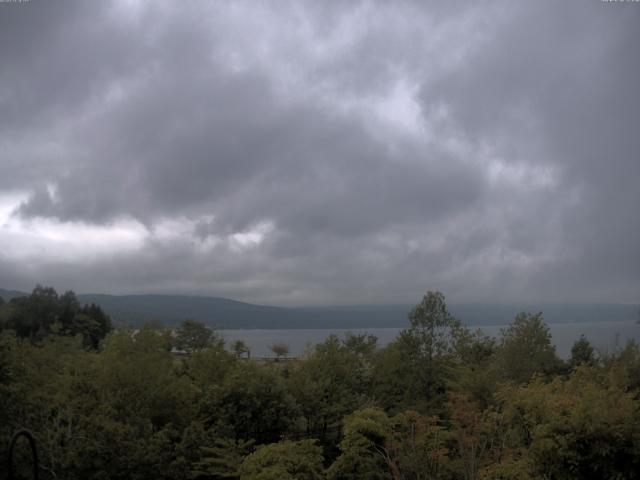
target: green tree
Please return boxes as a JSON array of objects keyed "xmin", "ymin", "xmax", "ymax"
[
  {"xmin": 448, "ymin": 393, "xmax": 497, "ymax": 480},
  {"xmin": 327, "ymin": 408, "xmax": 392, "ymax": 480},
  {"xmin": 603, "ymin": 339, "xmax": 640, "ymax": 391},
  {"xmin": 288, "ymin": 335, "xmax": 371, "ymax": 442},
  {"xmin": 97, "ymin": 328, "xmax": 198, "ymax": 430},
  {"xmin": 373, "ymin": 291, "xmax": 461, "ymax": 413},
  {"xmin": 569, "ymin": 335, "xmax": 596, "ymax": 368},
  {"xmin": 496, "ymin": 312, "xmax": 560, "ymax": 384},
  {"xmin": 0, "ymin": 287, "xmax": 111, "ymax": 349},
  {"xmin": 183, "ymin": 341, "xmax": 236, "ymax": 389},
  {"xmin": 5, "ymin": 285, "xmax": 60, "ymax": 341},
  {"xmin": 454, "ymin": 328, "xmax": 498, "ymax": 408},
  {"xmin": 407, "ymin": 291, "xmax": 461, "ymax": 361},
  {"xmin": 239, "ymin": 439, "xmax": 324, "ymax": 480},
  {"xmin": 233, "ymin": 339, "xmax": 251, "ymax": 359},
  {"xmin": 57, "ymin": 289, "xmax": 81, "ymax": 332},
  {"xmin": 175, "ymin": 319, "xmax": 217, "ymax": 352},
  {"xmin": 342, "ymin": 332, "xmax": 377, "ymax": 357},
  {"xmin": 0, "ymin": 333, "xmax": 101, "ymax": 478},
  {"xmin": 387, "ymin": 410, "xmax": 452, "ymax": 480},
  {"xmin": 194, "ymin": 437, "xmax": 254, "ymax": 479},
  {"xmin": 270, "ymin": 342, "xmax": 290, "ymax": 360},
  {"xmin": 0, "ymin": 330, "xmax": 12, "ymax": 384},
  {"xmin": 497, "ymin": 367, "xmax": 640, "ymax": 479},
  {"xmin": 203, "ymin": 361, "xmax": 299, "ymax": 444},
  {"xmin": 78, "ymin": 302, "xmax": 112, "ymax": 348},
  {"xmin": 329, "ymin": 408, "xmax": 452, "ymax": 480},
  {"xmin": 0, "ymin": 330, "xmax": 17, "ymax": 430}
]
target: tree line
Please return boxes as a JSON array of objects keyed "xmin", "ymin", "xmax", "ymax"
[{"xmin": 1, "ymin": 288, "xmax": 640, "ymax": 479}]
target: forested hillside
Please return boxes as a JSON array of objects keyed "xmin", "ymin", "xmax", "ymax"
[
  {"xmin": 2, "ymin": 288, "xmax": 640, "ymax": 479},
  {"xmin": 1, "ymin": 288, "xmax": 637, "ymax": 329}
]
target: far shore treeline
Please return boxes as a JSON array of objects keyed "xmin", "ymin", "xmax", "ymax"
[
  {"xmin": 1, "ymin": 286, "xmax": 640, "ymax": 479},
  {"xmin": 1, "ymin": 287, "xmax": 637, "ymax": 330}
]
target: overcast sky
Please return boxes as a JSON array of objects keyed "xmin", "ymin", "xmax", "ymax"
[{"xmin": 0, "ymin": 0, "xmax": 638, "ymax": 306}]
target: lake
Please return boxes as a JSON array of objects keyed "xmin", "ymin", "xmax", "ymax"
[{"xmin": 220, "ymin": 320, "xmax": 640, "ymax": 359}]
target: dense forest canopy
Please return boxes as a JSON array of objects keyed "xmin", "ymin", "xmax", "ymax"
[
  {"xmin": 0, "ymin": 285, "xmax": 112, "ymax": 349},
  {"xmin": 1, "ymin": 287, "xmax": 640, "ymax": 479}
]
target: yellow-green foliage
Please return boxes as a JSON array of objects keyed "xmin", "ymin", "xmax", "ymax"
[
  {"xmin": 1, "ymin": 290, "xmax": 640, "ymax": 480},
  {"xmin": 239, "ymin": 440, "xmax": 324, "ymax": 480}
]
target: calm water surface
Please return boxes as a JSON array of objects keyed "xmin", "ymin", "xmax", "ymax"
[{"xmin": 220, "ymin": 320, "xmax": 640, "ymax": 358}]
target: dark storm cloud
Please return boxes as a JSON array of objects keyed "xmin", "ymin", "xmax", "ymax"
[
  {"xmin": 0, "ymin": 0, "xmax": 638, "ymax": 305},
  {"xmin": 419, "ymin": 0, "xmax": 640, "ymax": 301}
]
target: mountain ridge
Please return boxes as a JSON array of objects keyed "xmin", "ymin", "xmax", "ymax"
[{"xmin": 1, "ymin": 288, "xmax": 637, "ymax": 329}]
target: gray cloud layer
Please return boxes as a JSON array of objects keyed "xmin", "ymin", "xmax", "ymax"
[{"xmin": 0, "ymin": 0, "xmax": 638, "ymax": 305}]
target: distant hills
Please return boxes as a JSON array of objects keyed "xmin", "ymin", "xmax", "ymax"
[
  {"xmin": 1, "ymin": 288, "xmax": 637, "ymax": 329},
  {"xmin": 0, "ymin": 289, "xmax": 27, "ymax": 302}
]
